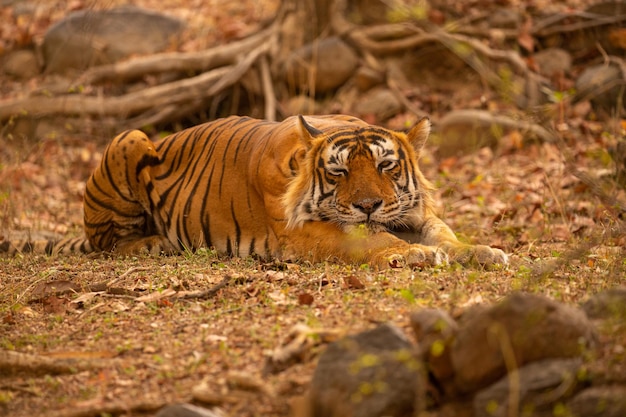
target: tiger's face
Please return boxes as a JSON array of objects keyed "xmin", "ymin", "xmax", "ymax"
[{"xmin": 284, "ymin": 116, "xmax": 434, "ymax": 234}]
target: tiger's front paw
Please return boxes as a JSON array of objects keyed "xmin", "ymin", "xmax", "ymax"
[
  {"xmin": 373, "ymin": 244, "xmax": 448, "ymax": 269},
  {"xmin": 447, "ymin": 244, "xmax": 509, "ymax": 267}
]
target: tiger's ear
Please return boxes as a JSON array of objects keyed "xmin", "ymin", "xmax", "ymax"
[
  {"xmin": 406, "ymin": 117, "xmax": 431, "ymax": 152},
  {"xmin": 297, "ymin": 115, "xmax": 323, "ymax": 147}
]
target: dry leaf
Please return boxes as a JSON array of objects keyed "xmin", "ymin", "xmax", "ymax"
[
  {"xmin": 297, "ymin": 292, "xmax": 314, "ymax": 305},
  {"xmin": 343, "ymin": 275, "xmax": 365, "ymax": 290}
]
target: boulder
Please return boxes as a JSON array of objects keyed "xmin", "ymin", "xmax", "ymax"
[
  {"xmin": 451, "ymin": 292, "xmax": 596, "ymax": 393},
  {"xmin": 353, "ymin": 87, "xmax": 402, "ymax": 120},
  {"xmin": 308, "ymin": 323, "xmax": 425, "ymax": 417},
  {"xmin": 2, "ymin": 49, "xmax": 40, "ymax": 79},
  {"xmin": 42, "ymin": 6, "xmax": 184, "ymax": 74},
  {"xmin": 473, "ymin": 358, "xmax": 583, "ymax": 417},
  {"xmin": 283, "ymin": 37, "xmax": 358, "ymax": 94},
  {"xmin": 409, "ymin": 308, "xmax": 458, "ymax": 385},
  {"xmin": 534, "ymin": 48, "xmax": 572, "ymax": 77},
  {"xmin": 581, "ymin": 287, "xmax": 626, "ymax": 320},
  {"xmin": 435, "ymin": 109, "xmax": 554, "ymax": 157},
  {"xmin": 567, "ymin": 386, "xmax": 626, "ymax": 417},
  {"xmin": 575, "ymin": 64, "xmax": 624, "ymax": 117}
]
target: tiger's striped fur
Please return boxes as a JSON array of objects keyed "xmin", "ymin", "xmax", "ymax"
[{"xmin": 2, "ymin": 115, "xmax": 508, "ymax": 268}]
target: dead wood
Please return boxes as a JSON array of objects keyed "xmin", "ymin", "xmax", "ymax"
[
  {"xmin": 0, "ymin": 350, "xmax": 108, "ymax": 377},
  {"xmin": 48, "ymin": 400, "xmax": 166, "ymax": 417},
  {"xmin": 178, "ymin": 275, "xmax": 232, "ymax": 300},
  {"xmin": 75, "ymin": 25, "xmax": 276, "ymax": 85},
  {"xmin": 0, "ymin": 0, "xmax": 619, "ymax": 130},
  {"xmin": 0, "ymin": 41, "xmax": 269, "ymax": 127}
]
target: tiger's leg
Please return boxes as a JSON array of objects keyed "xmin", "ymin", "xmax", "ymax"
[
  {"xmin": 417, "ymin": 214, "xmax": 508, "ymax": 267},
  {"xmin": 84, "ymin": 130, "xmax": 177, "ymax": 255}
]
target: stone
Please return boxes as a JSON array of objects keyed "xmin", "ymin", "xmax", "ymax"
[
  {"xmin": 308, "ymin": 323, "xmax": 425, "ymax": 417},
  {"xmin": 2, "ymin": 49, "xmax": 40, "ymax": 79},
  {"xmin": 575, "ymin": 64, "xmax": 624, "ymax": 116},
  {"xmin": 567, "ymin": 386, "xmax": 626, "ymax": 417},
  {"xmin": 435, "ymin": 110, "xmax": 554, "ymax": 157},
  {"xmin": 354, "ymin": 66, "xmax": 385, "ymax": 92},
  {"xmin": 284, "ymin": 95, "xmax": 320, "ymax": 116},
  {"xmin": 581, "ymin": 287, "xmax": 626, "ymax": 320},
  {"xmin": 451, "ymin": 292, "xmax": 596, "ymax": 393},
  {"xmin": 353, "ymin": 87, "xmax": 402, "ymax": 120},
  {"xmin": 42, "ymin": 6, "xmax": 184, "ymax": 74},
  {"xmin": 410, "ymin": 308, "xmax": 458, "ymax": 384},
  {"xmin": 435, "ymin": 110, "xmax": 512, "ymax": 157},
  {"xmin": 488, "ymin": 8, "xmax": 521, "ymax": 29},
  {"xmin": 473, "ymin": 358, "xmax": 583, "ymax": 417},
  {"xmin": 534, "ymin": 48, "xmax": 572, "ymax": 77},
  {"xmin": 283, "ymin": 37, "xmax": 358, "ymax": 94}
]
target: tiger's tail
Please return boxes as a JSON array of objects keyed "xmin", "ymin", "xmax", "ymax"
[{"xmin": 0, "ymin": 237, "xmax": 94, "ymax": 256}]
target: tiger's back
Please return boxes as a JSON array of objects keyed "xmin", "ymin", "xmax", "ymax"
[{"xmin": 83, "ymin": 114, "xmax": 368, "ymax": 258}]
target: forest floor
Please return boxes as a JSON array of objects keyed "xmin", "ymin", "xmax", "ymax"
[{"xmin": 1, "ymin": 1, "xmax": 625, "ymax": 416}]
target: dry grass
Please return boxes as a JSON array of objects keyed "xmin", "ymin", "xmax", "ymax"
[{"xmin": 1, "ymin": 127, "xmax": 625, "ymax": 416}]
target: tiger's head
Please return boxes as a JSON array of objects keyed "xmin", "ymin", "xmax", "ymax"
[{"xmin": 283, "ymin": 115, "xmax": 435, "ymax": 234}]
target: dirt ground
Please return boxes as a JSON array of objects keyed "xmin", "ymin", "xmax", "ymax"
[{"xmin": 1, "ymin": 1, "xmax": 626, "ymax": 416}]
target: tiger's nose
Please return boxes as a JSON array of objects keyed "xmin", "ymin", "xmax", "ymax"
[{"xmin": 353, "ymin": 198, "xmax": 383, "ymax": 214}]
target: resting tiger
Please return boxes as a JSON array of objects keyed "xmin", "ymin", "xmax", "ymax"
[{"xmin": 1, "ymin": 115, "xmax": 508, "ymax": 268}]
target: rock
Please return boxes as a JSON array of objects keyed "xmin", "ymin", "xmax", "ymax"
[
  {"xmin": 353, "ymin": 87, "xmax": 402, "ymax": 120},
  {"xmin": 410, "ymin": 308, "xmax": 458, "ymax": 384},
  {"xmin": 450, "ymin": 292, "xmax": 596, "ymax": 393},
  {"xmin": 2, "ymin": 49, "xmax": 40, "ymax": 79},
  {"xmin": 435, "ymin": 110, "xmax": 554, "ymax": 157},
  {"xmin": 534, "ymin": 48, "xmax": 572, "ymax": 77},
  {"xmin": 283, "ymin": 37, "xmax": 358, "ymax": 94},
  {"xmin": 42, "ymin": 6, "xmax": 184, "ymax": 74},
  {"xmin": 567, "ymin": 386, "xmax": 626, "ymax": 417},
  {"xmin": 354, "ymin": 66, "xmax": 385, "ymax": 92},
  {"xmin": 308, "ymin": 323, "xmax": 425, "ymax": 417},
  {"xmin": 284, "ymin": 95, "xmax": 320, "ymax": 116},
  {"xmin": 473, "ymin": 358, "xmax": 583, "ymax": 417},
  {"xmin": 581, "ymin": 287, "xmax": 626, "ymax": 320},
  {"xmin": 435, "ymin": 110, "xmax": 509, "ymax": 156},
  {"xmin": 155, "ymin": 403, "xmax": 225, "ymax": 417},
  {"xmin": 575, "ymin": 64, "xmax": 624, "ymax": 116},
  {"xmin": 488, "ymin": 8, "xmax": 521, "ymax": 29}
]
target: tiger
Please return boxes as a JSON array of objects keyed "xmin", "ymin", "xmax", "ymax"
[{"xmin": 1, "ymin": 115, "xmax": 508, "ymax": 269}]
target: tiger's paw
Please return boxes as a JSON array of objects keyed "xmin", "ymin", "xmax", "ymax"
[
  {"xmin": 113, "ymin": 236, "xmax": 178, "ymax": 256},
  {"xmin": 446, "ymin": 244, "xmax": 509, "ymax": 267},
  {"xmin": 374, "ymin": 244, "xmax": 448, "ymax": 269}
]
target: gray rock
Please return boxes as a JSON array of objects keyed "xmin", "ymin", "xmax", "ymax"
[
  {"xmin": 284, "ymin": 95, "xmax": 320, "ymax": 116},
  {"xmin": 581, "ymin": 287, "xmax": 626, "ymax": 320},
  {"xmin": 473, "ymin": 358, "xmax": 583, "ymax": 417},
  {"xmin": 353, "ymin": 87, "xmax": 402, "ymax": 120},
  {"xmin": 283, "ymin": 37, "xmax": 358, "ymax": 94},
  {"xmin": 308, "ymin": 323, "xmax": 425, "ymax": 417},
  {"xmin": 451, "ymin": 292, "xmax": 596, "ymax": 393},
  {"xmin": 42, "ymin": 6, "xmax": 184, "ymax": 74},
  {"xmin": 575, "ymin": 64, "xmax": 625, "ymax": 116},
  {"xmin": 534, "ymin": 48, "xmax": 572, "ymax": 77},
  {"xmin": 488, "ymin": 8, "xmax": 521, "ymax": 29},
  {"xmin": 2, "ymin": 49, "xmax": 40, "ymax": 79},
  {"xmin": 567, "ymin": 386, "xmax": 626, "ymax": 417},
  {"xmin": 435, "ymin": 110, "xmax": 555, "ymax": 157},
  {"xmin": 354, "ymin": 66, "xmax": 385, "ymax": 92},
  {"xmin": 410, "ymin": 308, "xmax": 458, "ymax": 385}
]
